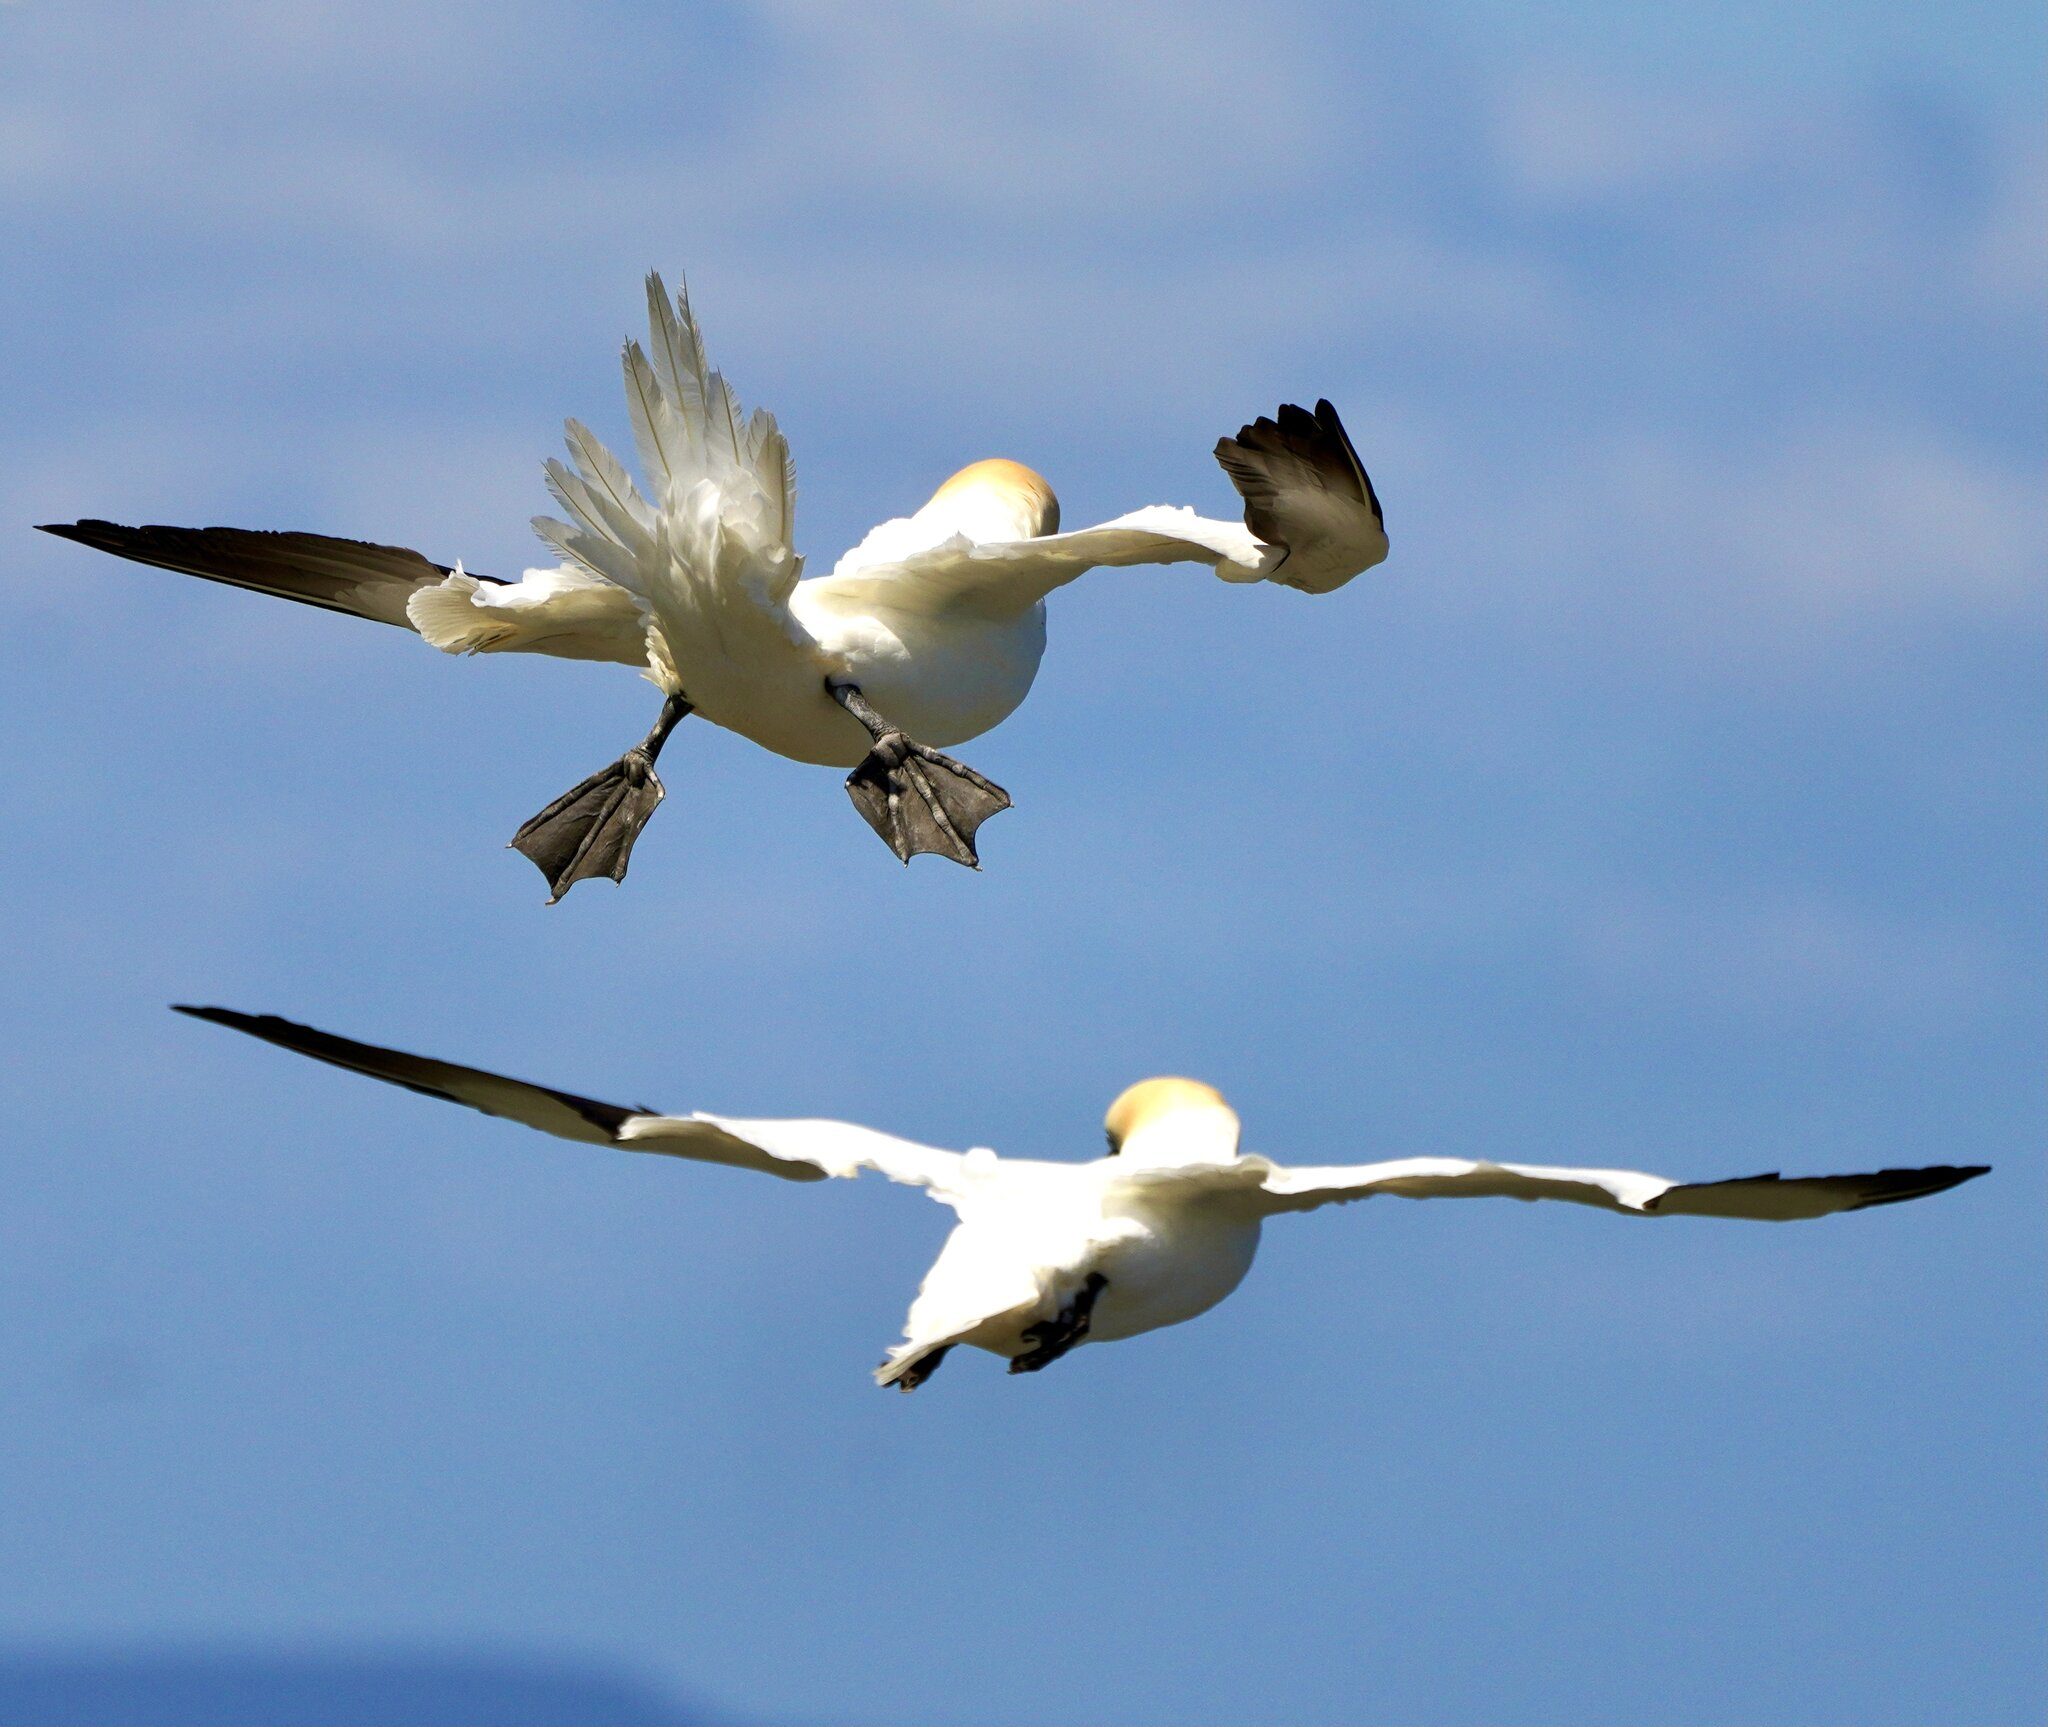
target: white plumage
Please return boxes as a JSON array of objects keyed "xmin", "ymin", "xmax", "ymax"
[
  {"xmin": 44, "ymin": 273, "xmax": 1389, "ymax": 892},
  {"xmin": 176, "ymin": 1009, "xmax": 1990, "ymax": 1393}
]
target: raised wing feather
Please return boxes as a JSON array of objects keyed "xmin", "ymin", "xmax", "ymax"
[
  {"xmin": 1214, "ymin": 399, "xmax": 1387, "ymax": 593},
  {"xmin": 175, "ymin": 1006, "xmax": 965, "ymax": 1190},
  {"xmin": 1235, "ymin": 1153, "xmax": 1988, "ymax": 1220}
]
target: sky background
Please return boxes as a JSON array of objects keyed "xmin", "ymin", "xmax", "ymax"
[{"xmin": 1, "ymin": 3, "xmax": 2042, "ymax": 1724}]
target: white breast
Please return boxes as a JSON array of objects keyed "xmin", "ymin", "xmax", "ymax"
[
  {"xmin": 787, "ymin": 583, "xmax": 1046, "ymax": 750},
  {"xmin": 1086, "ymin": 1200, "xmax": 1263, "ymax": 1343}
]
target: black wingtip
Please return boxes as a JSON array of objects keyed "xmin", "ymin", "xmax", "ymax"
[
  {"xmin": 1215, "ymin": 396, "xmax": 1385, "ymax": 535},
  {"xmin": 173, "ymin": 1004, "xmax": 314, "ymax": 1044},
  {"xmin": 173, "ymin": 1003, "xmax": 269, "ymax": 1034},
  {"xmin": 38, "ymin": 519, "xmax": 149, "ymax": 555},
  {"xmin": 1851, "ymin": 1163, "xmax": 1992, "ymax": 1208},
  {"xmin": 1311, "ymin": 398, "xmax": 1383, "ymax": 528}
]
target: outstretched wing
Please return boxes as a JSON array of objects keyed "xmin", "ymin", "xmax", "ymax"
[
  {"xmin": 38, "ymin": 520, "xmax": 650, "ymax": 665},
  {"xmin": 37, "ymin": 521, "xmax": 482, "ymax": 628},
  {"xmin": 809, "ymin": 504, "xmax": 1273, "ymax": 620},
  {"xmin": 807, "ymin": 399, "xmax": 1388, "ymax": 620},
  {"xmin": 174, "ymin": 1006, "xmax": 966, "ymax": 1191},
  {"xmin": 1236, "ymin": 1154, "xmax": 1988, "ymax": 1220}
]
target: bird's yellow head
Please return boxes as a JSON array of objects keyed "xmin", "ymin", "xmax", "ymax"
[
  {"xmin": 1103, "ymin": 1077, "xmax": 1241, "ymax": 1163},
  {"xmin": 923, "ymin": 458, "xmax": 1061, "ymax": 541}
]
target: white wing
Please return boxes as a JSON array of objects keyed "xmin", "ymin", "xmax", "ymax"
[
  {"xmin": 529, "ymin": 272, "xmax": 800, "ymax": 613},
  {"xmin": 810, "ymin": 399, "xmax": 1388, "ymax": 620},
  {"xmin": 1236, "ymin": 1153, "xmax": 1989, "ymax": 1220},
  {"xmin": 175, "ymin": 1006, "xmax": 965, "ymax": 1192},
  {"xmin": 809, "ymin": 505, "xmax": 1271, "ymax": 620},
  {"xmin": 403, "ymin": 563, "xmax": 648, "ymax": 662}
]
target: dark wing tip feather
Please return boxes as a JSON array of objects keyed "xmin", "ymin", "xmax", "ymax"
[
  {"xmin": 174, "ymin": 1005, "xmax": 457, "ymax": 1108},
  {"xmin": 1213, "ymin": 397, "xmax": 1385, "ymax": 545},
  {"xmin": 1845, "ymin": 1164, "xmax": 1991, "ymax": 1208},
  {"xmin": 38, "ymin": 518, "xmax": 135, "ymax": 548},
  {"xmin": 37, "ymin": 521, "xmax": 498, "ymax": 614},
  {"xmin": 1646, "ymin": 1162, "xmax": 1991, "ymax": 1214},
  {"xmin": 172, "ymin": 1004, "xmax": 638, "ymax": 1139},
  {"xmin": 1313, "ymin": 398, "xmax": 1383, "ymax": 527}
]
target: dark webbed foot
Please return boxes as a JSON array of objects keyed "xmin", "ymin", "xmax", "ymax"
[
  {"xmin": 890, "ymin": 1345, "xmax": 952, "ymax": 1392},
  {"xmin": 831, "ymin": 682, "xmax": 1011, "ymax": 868},
  {"xmin": 510, "ymin": 693, "xmax": 691, "ymax": 902},
  {"xmin": 510, "ymin": 751, "xmax": 665, "ymax": 902},
  {"xmin": 1008, "ymin": 1273, "xmax": 1108, "ymax": 1376}
]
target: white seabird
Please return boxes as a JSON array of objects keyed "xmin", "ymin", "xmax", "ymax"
[
  {"xmin": 175, "ymin": 1006, "xmax": 1989, "ymax": 1391},
  {"xmin": 43, "ymin": 274, "xmax": 1389, "ymax": 897}
]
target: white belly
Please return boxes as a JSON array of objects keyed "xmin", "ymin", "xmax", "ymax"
[
  {"xmin": 651, "ymin": 584, "xmax": 1046, "ymax": 768},
  {"xmin": 1087, "ymin": 1206, "xmax": 1263, "ymax": 1343},
  {"xmin": 791, "ymin": 587, "xmax": 1046, "ymax": 759}
]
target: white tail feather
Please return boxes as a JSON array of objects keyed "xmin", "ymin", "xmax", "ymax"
[
  {"xmin": 534, "ymin": 273, "xmax": 799, "ymax": 610},
  {"xmin": 531, "ymin": 513, "xmax": 640, "ymax": 592},
  {"xmin": 645, "ymin": 273, "xmax": 713, "ymax": 454},
  {"xmin": 563, "ymin": 419, "xmax": 654, "ymax": 533},
  {"xmin": 543, "ymin": 461, "xmax": 629, "ymax": 549},
  {"xmin": 621, "ymin": 340, "xmax": 690, "ymax": 504}
]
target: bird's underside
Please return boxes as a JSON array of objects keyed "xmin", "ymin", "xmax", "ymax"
[
  {"xmin": 879, "ymin": 1271, "xmax": 1109, "ymax": 1392},
  {"xmin": 38, "ymin": 275, "xmax": 1390, "ymax": 893}
]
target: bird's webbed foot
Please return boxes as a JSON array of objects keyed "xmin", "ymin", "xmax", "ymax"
[
  {"xmin": 1008, "ymin": 1273, "xmax": 1108, "ymax": 1376},
  {"xmin": 830, "ymin": 682, "xmax": 1011, "ymax": 868},
  {"xmin": 889, "ymin": 1345, "xmax": 953, "ymax": 1393},
  {"xmin": 509, "ymin": 694, "xmax": 691, "ymax": 902}
]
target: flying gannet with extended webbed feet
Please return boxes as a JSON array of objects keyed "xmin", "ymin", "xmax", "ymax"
[
  {"xmin": 175, "ymin": 1006, "xmax": 1988, "ymax": 1390},
  {"xmin": 42, "ymin": 274, "xmax": 1389, "ymax": 897}
]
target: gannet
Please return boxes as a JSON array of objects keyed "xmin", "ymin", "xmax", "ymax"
[
  {"xmin": 42, "ymin": 274, "xmax": 1389, "ymax": 897},
  {"xmin": 175, "ymin": 1006, "xmax": 1989, "ymax": 1390}
]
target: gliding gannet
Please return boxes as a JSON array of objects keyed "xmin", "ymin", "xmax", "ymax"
[
  {"xmin": 175, "ymin": 1006, "xmax": 1989, "ymax": 1390},
  {"xmin": 42, "ymin": 275, "xmax": 1389, "ymax": 897}
]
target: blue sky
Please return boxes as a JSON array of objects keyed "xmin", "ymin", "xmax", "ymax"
[{"xmin": 1, "ymin": 3, "xmax": 2041, "ymax": 1724}]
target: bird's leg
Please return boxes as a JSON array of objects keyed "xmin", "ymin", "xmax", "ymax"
[
  {"xmin": 1008, "ymin": 1273, "xmax": 1108, "ymax": 1376},
  {"xmin": 510, "ymin": 692, "xmax": 693, "ymax": 902},
  {"xmin": 828, "ymin": 681, "xmax": 1011, "ymax": 868},
  {"xmin": 890, "ymin": 1345, "xmax": 953, "ymax": 1393}
]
